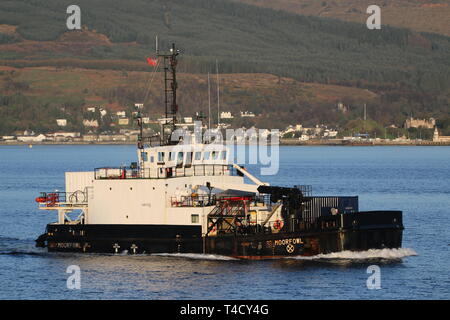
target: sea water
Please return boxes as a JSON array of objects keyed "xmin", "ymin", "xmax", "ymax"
[{"xmin": 0, "ymin": 145, "xmax": 448, "ymax": 299}]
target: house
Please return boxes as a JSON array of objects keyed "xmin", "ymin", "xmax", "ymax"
[
  {"xmin": 404, "ymin": 117, "xmax": 435, "ymax": 129},
  {"xmin": 56, "ymin": 119, "xmax": 67, "ymax": 127},
  {"xmin": 240, "ymin": 111, "xmax": 255, "ymax": 117},
  {"xmin": 323, "ymin": 129, "xmax": 338, "ymax": 138},
  {"xmin": 49, "ymin": 132, "xmax": 81, "ymax": 141},
  {"xmin": 220, "ymin": 112, "xmax": 234, "ymax": 119},
  {"xmin": 299, "ymin": 134, "xmax": 310, "ymax": 141},
  {"xmin": 17, "ymin": 134, "xmax": 47, "ymax": 142},
  {"xmin": 118, "ymin": 118, "xmax": 129, "ymax": 126},
  {"xmin": 142, "ymin": 117, "xmax": 151, "ymax": 124},
  {"xmin": 83, "ymin": 119, "xmax": 99, "ymax": 127},
  {"xmin": 337, "ymin": 102, "xmax": 348, "ymax": 114},
  {"xmin": 433, "ymin": 127, "xmax": 450, "ymax": 142},
  {"xmin": 83, "ymin": 134, "xmax": 98, "ymax": 142}
]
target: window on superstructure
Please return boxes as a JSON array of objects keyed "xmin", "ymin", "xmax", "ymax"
[
  {"xmin": 221, "ymin": 151, "xmax": 227, "ymax": 160},
  {"xmin": 191, "ymin": 214, "xmax": 199, "ymax": 223},
  {"xmin": 158, "ymin": 152, "xmax": 165, "ymax": 163},
  {"xmin": 195, "ymin": 152, "xmax": 202, "ymax": 161},
  {"xmin": 141, "ymin": 152, "xmax": 148, "ymax": 162},
  {"xmin": 170, "ymin": 152, "xmax": 175, "ymax": 161},
  {"xmin": 204, "ymin": 152, "xmax": 210, "ymax": 160},
  {"xmin": 150, "ymin": 156, "xmax": 154, "ymax": 163},
  {"xmin": 177, "ymin": 152, "xmax": 184, "ymax": 166},
  {"xmin": 212, "ymin": 151, "xmax": 219, "ymax": 160},
  {"xmin": 185, "ymin": 152, "xmax": 193, "ymax": 167}
]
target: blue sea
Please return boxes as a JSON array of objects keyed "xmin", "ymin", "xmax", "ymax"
[{"xmin": 0, "ymin": 145, "xmax": 449, "ymax": 299}]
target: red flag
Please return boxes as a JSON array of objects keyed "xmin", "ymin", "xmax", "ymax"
[{"xmin": 146, "ymin": 57, "xmax": 158, "ymax": 67}]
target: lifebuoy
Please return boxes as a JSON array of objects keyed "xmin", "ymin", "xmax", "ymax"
[{"xmin": 273, "ymin": 219, "xmax": 284, "ymax": 230}]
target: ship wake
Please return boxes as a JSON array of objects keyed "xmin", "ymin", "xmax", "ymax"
[
  {"xmin": 151, "ymin": 253, "xmax": 238, "ymax": 261},
  {"xmin": 288, "ymin": 248, "xmax": 417, "ymax": 261}
]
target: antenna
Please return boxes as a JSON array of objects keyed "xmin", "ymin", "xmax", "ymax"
[
  {"xmin": 207, "ymin": 72, "xmax": 211, "ymax": 130},
  {"xmin": 216, "ymin": 59, "xmax": 220, "ymax": 127},
  {"xmin": 155, "ymin": 35, "xmax": 159, "ymax": 54}
]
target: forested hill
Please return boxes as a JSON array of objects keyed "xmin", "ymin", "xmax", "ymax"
[
  {"xmin": 236, "ymin": 0, "xmax": 450, "ymax": 37},
  {"xmin": 0, "ymin": 0, "xmax": 449, "ymax": 135},
  {"xmin": 0, "ymin": 0, "xmax": 449, "ymax": 92}
]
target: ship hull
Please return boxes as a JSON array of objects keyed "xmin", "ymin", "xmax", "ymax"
[{"xmin": 36, "ymin": 211, "xmax": 403, "ymax": 258}]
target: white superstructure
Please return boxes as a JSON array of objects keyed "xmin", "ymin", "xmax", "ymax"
[{"xmin": 38, "ymin": 141, "xmax": 281, "ymax": 235}]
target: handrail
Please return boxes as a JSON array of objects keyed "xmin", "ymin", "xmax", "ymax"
[
  {"xmin": 94, "ymin": 164, "xmax": 234, "ymax": 180},
  {"xmin": 36, "ymin": 191, "xmax": 87, "ymax": 207}
]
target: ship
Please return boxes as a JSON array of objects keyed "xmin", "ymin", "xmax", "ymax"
[{"xmin": 35, "ymin": 44, "xmax": 403, "ymax": 259}]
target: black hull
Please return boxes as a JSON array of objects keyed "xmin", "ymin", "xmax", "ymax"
[{"xmin": 36, "ymin": 211, "xmax": 403, "ymax": 259}]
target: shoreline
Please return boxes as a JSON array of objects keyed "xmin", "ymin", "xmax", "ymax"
[{"xmin": 1, "ymin": 139, "xmax": 449, "ymax": 146}]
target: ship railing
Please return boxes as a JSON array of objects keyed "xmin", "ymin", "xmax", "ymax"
[
  {"xmin": 171, "ymin": 195, "xmax": 216, "ymax": 207},
  {"xmin": 94, "ymin": 164, "xmax": 234, "ymax": 180},
  {"xmin": 36, "ymin": 190, "xmax": 88, "ymax": 208}
]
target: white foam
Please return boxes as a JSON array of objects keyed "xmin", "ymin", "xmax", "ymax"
[
  {"xmin": 152, "ymin": 253, "xmax": 238, "ymax": 261},
  {"xmin": 288, "ymin": 248, "xmax": 417, "ymax": 260}
]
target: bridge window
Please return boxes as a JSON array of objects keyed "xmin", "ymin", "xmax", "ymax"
[
  {"xmin": 177, "ymin": 152, "xmax": 184, "ymax": 166},
  {"xmin": 185, "ymin": 152, "xmax": 193, "ymax": 166}
]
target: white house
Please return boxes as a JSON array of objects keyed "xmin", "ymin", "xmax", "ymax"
[
  {"xmin": 240, "ymin": 111, "xmax": 255, "ymax": 118},
  {"xmin": 56, "ymin": 119, "xmax": 67, "ymax": 127},
  {"xmin": 83, "ymin": 119, "xmax": 99, "ymax": 127},
  {"xmin": 118, "ymin": 118, "xmax": 130, "ymax": 126},
  {"xmin": 220, "ymin": 112, "xmax": 234, "ymax": 119},
  {"xmin": 142, "ymin": 117, "xmax": 151, "ymax": 124},
  {"xmin": 17, "ymin": 134, "xmax": 47, "ymax": 142}
]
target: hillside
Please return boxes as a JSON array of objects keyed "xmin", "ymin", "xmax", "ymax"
[
  {"xmin": 1, "ymin": 0, "xmax": 449, "ymax": 89},
  {"xmin": 236, "ymin": 0, "xmax": 450, "ymax": 37},
  {"xmin": 0, "ymin": 66, "xmax": 379, "ymax": 133},
  {"xmin": 0, "ymin": 0, "xmax": 449, "ymax": 134}
]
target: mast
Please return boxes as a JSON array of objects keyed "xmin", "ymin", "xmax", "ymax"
[
  {"xmin": 135, "ymin": 43, "xmax": 180, "ymax": 148},
  {"xmin": 159, "ymin": 43, "xmax": 180, "ymax": 145}
]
